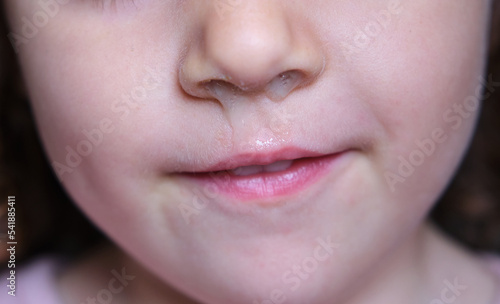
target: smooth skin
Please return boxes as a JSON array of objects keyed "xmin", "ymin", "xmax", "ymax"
[{"xmin": 4, "ymin": 0, "xmax": 499, "ymax": 303}]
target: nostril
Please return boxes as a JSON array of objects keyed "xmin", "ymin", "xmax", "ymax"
[
  {"xmin": 200, "ymin": 70, "xmax": 307, "ymax": 102},
  {"xmin": 201, "ymin": 79, "xmax": 243, "ymax": 102},
  {"xmin": 265, "ymin": 70, "xmax": 305, "ymax": 101}
]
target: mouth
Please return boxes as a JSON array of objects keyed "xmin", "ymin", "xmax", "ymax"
[{"xmin": 177, "ymin": 149, "xmax": 348, "ymax": 201}]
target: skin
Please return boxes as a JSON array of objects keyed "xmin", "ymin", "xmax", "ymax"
[{"xmin": 3, "ymin": 0, "xmax": 499, "ymax": 303}]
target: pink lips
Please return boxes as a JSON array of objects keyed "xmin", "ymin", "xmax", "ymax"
[{"xmin": 179, "ymin": 150, "xmax": 345, "ymax": 201}]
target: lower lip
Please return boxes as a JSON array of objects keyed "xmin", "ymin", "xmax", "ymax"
[{"xmin": 181, "ymin": 153, "xmax": 345, "ymax": 201}]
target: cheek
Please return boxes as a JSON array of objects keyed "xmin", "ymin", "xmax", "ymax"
[
  {"xmin": 303, "ymin": 0, "xmax": 490, "ymax": 218},
  {"xmin": 355, "ymin": 1, "xmax": 488, "ymax": 201},
  {"xmin": 12, "ymin": 10, "xmax": 179, "ymax": 218},
  {"xmin": 16, "ymin": 11, "xmax": 171, "ymax": 166}
]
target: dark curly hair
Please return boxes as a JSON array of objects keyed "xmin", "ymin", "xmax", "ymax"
[{"xmin": 0, "ymin": 2, "xmax": 499, "ymax": 268}]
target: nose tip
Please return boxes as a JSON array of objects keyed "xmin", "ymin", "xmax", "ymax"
[{"xmin": 179, "ymin": 2, "xmax": 325, "ymax": 102}]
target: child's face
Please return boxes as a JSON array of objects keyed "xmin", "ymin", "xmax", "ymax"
[{"xmin": 6, "ymin": 0, "xmax": 493, "ymax": 302}]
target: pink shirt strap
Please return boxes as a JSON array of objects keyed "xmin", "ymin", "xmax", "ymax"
[
  {"xmin": 0, "ymin": 256, "xmax": 65, "ymax": 304},
  {"xmin": 482, "ymin": 254, "xmax": 500, "ymax": 304}
]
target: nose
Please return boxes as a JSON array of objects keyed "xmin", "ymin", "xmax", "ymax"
[{"xmin": 179, "ymin": 1, "xmax": 325, "ymax": 103}]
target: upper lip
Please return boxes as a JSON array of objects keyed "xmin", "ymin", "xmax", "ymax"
[{"xmin": 180, "ymin": 147, "xmax": 343, "ymax": 173}]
